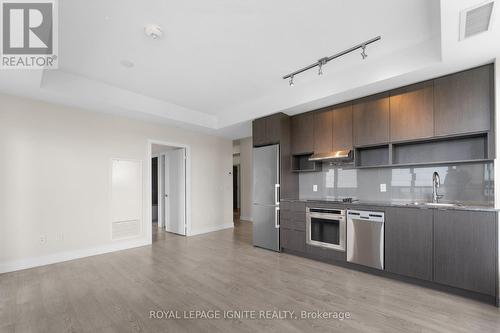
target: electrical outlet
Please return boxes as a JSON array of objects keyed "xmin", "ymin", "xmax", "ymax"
[
  {"xmin": 40, "ymin": 235, "xmax": 47, "ymax": 244},
  {"xmin": 57, "ymin": 233, "xmax": 64, "ymax": 241},
  {"xmin": 313, "ymin": 185, "xmax": 318, "ymax": 192},
  {"xmin": 380, "ymin": 184, "xmax": 387, "ymax": 192}
]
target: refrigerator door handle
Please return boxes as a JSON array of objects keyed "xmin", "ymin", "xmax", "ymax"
[
  {"xmin": 275, "ymin": 206, "xmax": 280, "ymax": 229},
  {"xmin": 274, "ymin": 183, "xmax": 280, "ymax": 205}
]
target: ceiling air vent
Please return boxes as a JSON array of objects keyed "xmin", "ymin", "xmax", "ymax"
[{"xmin": 460, "ymin": 1, "xmax": 495, "ymax": 40}]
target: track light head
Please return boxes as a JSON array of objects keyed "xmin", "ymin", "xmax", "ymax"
[
  {"xmin": 289, "ymin": 75, "xmax": 294, "ymax": 86},
  {"xmin": 361, "ymin": 45, "xmax": 368, "ymax": 59},
  {"xmin": 317, "ymin": 57, "xmax": 328, "ymax": 76}
]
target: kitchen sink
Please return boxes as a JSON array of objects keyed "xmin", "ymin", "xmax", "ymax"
[{"xmin": 405, "ymin": 202, "xmax": 463, "ymax": 207}]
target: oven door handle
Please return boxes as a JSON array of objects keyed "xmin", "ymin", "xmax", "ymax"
[{"xmin": 309, "ymin": 213, "xmax": 346, "ymax": 221}]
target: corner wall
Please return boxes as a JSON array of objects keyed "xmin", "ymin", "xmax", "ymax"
[
  {"xmin": 495, "ymin": 59, "xmax": 500, "ymax": 305},
  {"xmin": 239, "ymin": 137, "xmax": 253, "ymax": 221},
  {"xmin": 0, "ymin": 93, "xmax": 233, "ymax": 273}
]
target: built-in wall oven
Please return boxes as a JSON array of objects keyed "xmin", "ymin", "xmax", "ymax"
[{"xmin": 306, "ymin": 207, "xmax": 346, "ymax": 251}]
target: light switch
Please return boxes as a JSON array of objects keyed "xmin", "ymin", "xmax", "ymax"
[
  {"xmin": 380, "ymin": 184, "xmax": 387, "ymax": 192},
  {"xmin": 313, "ymin": 185, "xmax": 318, "ymax": 192}
]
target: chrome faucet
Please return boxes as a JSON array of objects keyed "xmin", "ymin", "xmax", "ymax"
[{"xmin": 432, "ymin": 172, "xmax": 444, "ymax": 203}]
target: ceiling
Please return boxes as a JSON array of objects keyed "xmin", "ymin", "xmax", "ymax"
[{"xmin": 1, "ymin": 0, "xmax": 499, "ymax": 139}]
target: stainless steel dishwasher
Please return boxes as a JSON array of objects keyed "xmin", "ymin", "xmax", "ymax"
[{"xmin": 347, "ymin": 210, "xmax": 385, "ymax": 270}]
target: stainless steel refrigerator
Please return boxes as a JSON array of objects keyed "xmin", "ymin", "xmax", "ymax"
[{"xmin": 253, "ymin": 144, "xmax": 280, "ymax": 251}]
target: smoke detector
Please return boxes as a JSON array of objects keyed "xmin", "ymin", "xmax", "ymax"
[
  {"xmin": 144, "ymin": 24, "xmax": 163, "ymax": 40},
  {"xmin": 459, "ymin": 1, "xmax": 495, "ymax": 40}
]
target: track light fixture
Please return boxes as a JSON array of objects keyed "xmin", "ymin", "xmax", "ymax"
[{"xmin": 282, "ymin": 36, "xmax": 381, "ymax": 86}]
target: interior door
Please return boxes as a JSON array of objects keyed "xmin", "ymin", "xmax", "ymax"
[{"xmin": 165, "ymin": 148, "xmax": 186, "ymax": 235}]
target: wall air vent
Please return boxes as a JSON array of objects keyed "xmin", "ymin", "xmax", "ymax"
[{"xmin": 460, "ymin": 1, "xmax": 495, "ymax": 40}]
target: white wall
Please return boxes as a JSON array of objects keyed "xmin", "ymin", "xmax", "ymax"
[
  {"xmin": 239, "ymin": 137, "xmax": 253, "ymax": 221},
  {"xmin": 0, "ymin": 93, "xmax": 233, "ymax": 273}
]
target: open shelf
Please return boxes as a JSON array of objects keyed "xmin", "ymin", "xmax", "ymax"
[
  {"xmin": 291, "ymin": 154, "xmax": 322, "ymax": 172},
  {"xmin": 355, "ymin": 145, "xmax": 389, "ymax": 168},
  {"xmin": 392, "ymin": 134, "xmax": 488, "ymax": 165}
]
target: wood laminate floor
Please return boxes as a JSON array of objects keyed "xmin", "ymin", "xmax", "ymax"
[{"xmin": 1, "ymin": 221, "xmax": 500, "ymax": 333}]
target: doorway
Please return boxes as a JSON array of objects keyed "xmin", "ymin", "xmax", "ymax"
[
  {"xmin": 149, "ymin": 141, "xmax": 191, "ymax": 242},
  {"xmin": 233, "ymin": 164, "xmax": 241, "ymax": 222}
]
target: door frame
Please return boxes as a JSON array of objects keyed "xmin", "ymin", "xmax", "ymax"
[
  {"xmin": 147, "ymin": 139, "xmax": 191, "ymax": 241},
  {"xmin": 151, "ymin": 154, "xmax": 162, "ymax": 229}
]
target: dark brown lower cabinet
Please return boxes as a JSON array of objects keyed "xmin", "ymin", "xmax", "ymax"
[
  {"xmin": 385, "ymin": 208, "xmax": 433, "ymax": 281},
  {"xmin": 305, "ymin": 245, "xmax": 346, "ymax": 262},
  {"xmin": 280, "ymin": 228, "xmax": 305, "ymax": 253},
  {"xmin": 433, "ymin": 210, "xmax": 497, "ymax": 296},
  {"xmin": 280, "ymin": 201, "xmax": 306, "ymax": 253}
]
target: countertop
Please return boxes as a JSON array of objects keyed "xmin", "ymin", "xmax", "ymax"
[{"xmin": 280, "ymin": 198, "xmax": 498, "ymax": 212}]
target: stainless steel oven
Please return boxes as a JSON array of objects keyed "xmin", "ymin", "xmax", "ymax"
[{"xmin": 306, "ymin": 207, "xmax": 346, "ymax": 251}]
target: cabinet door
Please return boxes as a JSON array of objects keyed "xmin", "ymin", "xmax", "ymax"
[
  {"xmin": 291, "ymin": 113, "xmax": 314, "ymax": 154},
  {"xmin": 281, "ymin": 228, "xmax": 306, "ymax": 253},
  {"xmin": 313, "ymin": 110, "xmax": 333, "ymax": 154},
  {"xmin": 390, "ymin": 81, "xmax": 434, "ymax": 142},
  {"xmin": 252, "ymin": 118, "xmax": 267, "ymax": 147},
  {"xmin": 434, "ymin": 65, "xmax": 492, "ymax": 136},
  {"xmin": 332, "ymin": 104, "xmax": 353, "ymax": 151},
  {"xmin": 434, "ymin": 210, "xmax": 497, "ymax": 296},
  {"xmin": 385, "ymin": 208, "xmax": 433, "ymax": 281},
  {"xmin": 353, "ymin": 94, "xmax": 390, "ymax": 146},
  {"xmin": 266, "ymin": 114, "xmax": 282, "ymax": 145}
]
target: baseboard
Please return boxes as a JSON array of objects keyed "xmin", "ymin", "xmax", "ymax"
[
  {"xmin": 0, "ymin": 238, "xmax": 149, "ymax": 274},
  {"xmin": 189, "ymin": 223, "xmax": 234, "ymax": 236},
  {"xmin": 239, "ymin": 215, "xmax": 253, "ymax": 222}
]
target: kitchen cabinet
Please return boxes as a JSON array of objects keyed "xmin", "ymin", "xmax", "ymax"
[
  {"xmin": 385, "ymin": 208, "xmax": 433, "ymax": 281},
  {"xmin": 252, "ymin": 118, "xmax": 267, "ymax": 147},
  {"xmin": 291, "ymin": 113, "xmax": 314, "ymax": 154},
  {"xmin": 280, "ymin": 201, "xmax": 306, "ymax": 231},
  {"xmin": 332, "ymin": 104, "xmax": 353, "ymax": 151},
  {"xmin": 252, "ymin": 114, "xmax": 284, "ymax": 147},
  {"xmin": 390, "ymin": 81, "xmax": 434, "ymax": 142},
  {"xmin": 433, "ymin": 209, "xmax": 497, "ymax": 296},
  {"xmin": 434, "ymin": 65, "xmax": 492, "ymax": 136},
  {"xmin": 281, "ymin": 228, "xmax": 305, "ymax": 253},
  {"xmin": 305, "ymin": 244, "xmax": 346, "ymax": 262},
  {"xmin": 280, "ymin": 201, "xmax": 306, "ymax": 253},
  {"xmin": 353, "ymin": 93, "xmax": 390, "ymax": 146},
  {"xmin": 266, "ymin": 113, "xmax": 283, "ymax": 145},
  {"xmin": 313, "ymin": 110, "xmax": 333, "ymax": 154}
]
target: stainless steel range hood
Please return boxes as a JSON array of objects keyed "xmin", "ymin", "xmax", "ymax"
[{"xmin": 308, "ymin": 149, "xmax": 353, "ymax": 162}]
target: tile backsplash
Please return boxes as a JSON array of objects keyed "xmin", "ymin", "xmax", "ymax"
[{"xmin": 299, "ymin": 162, "xmax": 494, "ymax": 205}]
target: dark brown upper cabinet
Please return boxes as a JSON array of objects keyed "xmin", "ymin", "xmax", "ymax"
[
  {"xmin": 434, "ymin": 65, "xmax": 492, "ymax": 136},
  {"xmin": 332, "ymin": 104, "xmax": 353, "ymax": 151},
  {"xmin": 390, "ymin": 81, "xmax": 434, "ymax": 142},
  {"xmin": 353, "ymin": 93, "xmax": 390, "ymax": 147},
  {"xmin": 313, "ymin": 110, "xmax": 333, "ymax": 154},
  {"xmin": 291, "ymin": 113, "xmax": 314, "ymax": 154},
  {"xmin": 252, "ymin": 117, "xmax": 267, "ymax": 147},
  {"xmin": 252, "ymin": 114, "xmax": 283, "ymax": 147}
]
